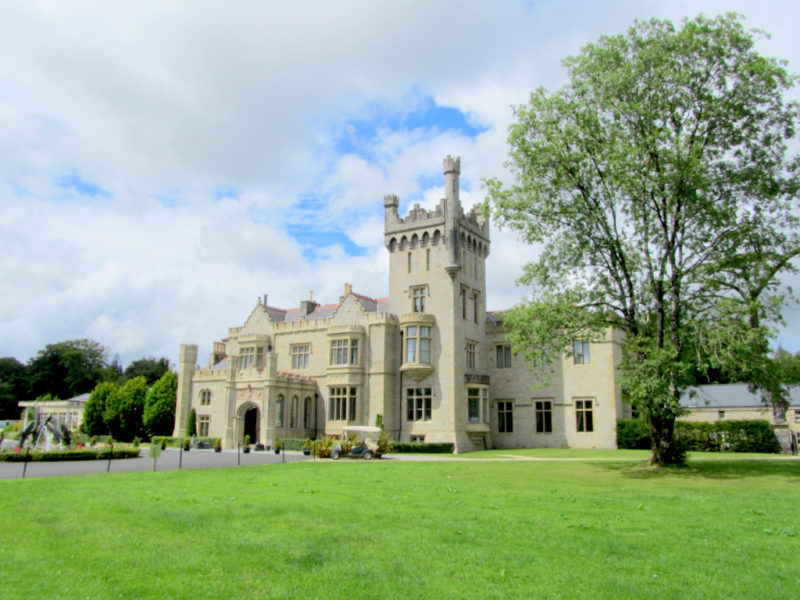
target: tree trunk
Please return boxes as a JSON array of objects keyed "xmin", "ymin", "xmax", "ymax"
[{"xmin": 648, "ymin": 413, "xmax": 679, "ymax": 466}]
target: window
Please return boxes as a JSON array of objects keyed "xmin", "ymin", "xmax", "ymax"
[
  {"xmin": 239, "ymin": 346, "xmax": 264, "ymax": 369},
  {"xmin": 275, "ymin": 394, "xmax": 285, "ymax": 427},
  {"xmin": 718, "ymin": 410, "xmax": 725, "ymax": 420},
  {"xmin": 533, "ymin": 347, "xmax": 551, "ymax": 368},
  {"xmin": 795, "ymin": 409, "xmax": 800, "ymax": 423},
  {"xmin": 412, "ymin": 286, "xmax": 427, "ymax": 313},
  {"xmin": 408, "ymin": 251, "xmax": 412, "ymax": 273},
  {"xmin": 535, "ymin": 400, "xmax": 552, "ymax": 433},
  {"xmin": 328, "ymin": 386, "xmax": 357, "ymax": 421},
  {"xmin": 575, "ymin": 399, "xmax": 594, "ymax": 432},
  {"xmin": 405, "ymin": 326, "xmax": 432, "ymax": 364},
  {"xmin": 473, "ymin": 292, "xmax": 480, "ymax": 323},
  {"xmin": 303, "ymin": 397, "xmax": 312, "ymax": 428},
  {"xmin": 573, "ymin": 340, "xmax": 590, "ymax": 365},
  {"xmin": 410, "ymin": 435, "xmax": 426, "ymax": 443},
  {"xmin": 496, "ymin": 345, "xmax": 512, "ymax": 369},
  {"xmin": 406, "ymin": 387, "xmax": 432, "ymax": 421},
  {"xmin": 290, "ymin": 395, "xmax": 298, "ymax": 428},
  {"xmin": 197, "ymin": 415, "xmax": 210, "ymax": 437},
  {"xmin": 468, "ymin": 387, "xmax": 488, "ymax": 423},
  {"xmin": 497, "ymin": 401, "xmax": 513, "ymax": 433},
  {"xmin": 426, "ymin": 249, "xmax": 430, "ymax": 271},
  {"xmin": 199, "ymin": 389, "xmax": 211, "ymax": 405},
  {"xmin": 461, "ymin": 286, "xmax": 467, "ymax": 319},
  {"xmin": 330, "ymin": 338, "xmax": 358, "ymax": 365},
  {"xmin": 240, "ymin": 346, "xmax": 255, "ymax": 369},
  {"xmin": 291, "ymin": 344, "xmax": 310, "ymax": 370},
  {"xmin": 466, "ymin": 340, "xmax": 477, "ymax": 370}
]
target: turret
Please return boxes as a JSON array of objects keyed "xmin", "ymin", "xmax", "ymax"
[
  {"xmin": 173, "ymin": 344, "xmax": 198, "ymax": 438},
  {"xmin": 444, "ymin": 155, "xmax": 462, "ymax": 277}
]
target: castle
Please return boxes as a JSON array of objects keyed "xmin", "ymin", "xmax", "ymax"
[{"xmin": 173, "ymin": 156, "xmax": 626, "ymax": 452}]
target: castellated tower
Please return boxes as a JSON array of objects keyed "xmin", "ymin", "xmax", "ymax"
[
  {"xmin": 384, "ymin": 156, "xmax": 491, "ymax": 451},
  {"xmin": 174, "ymin": 344, "xmax": 198, "ymax": 438}
]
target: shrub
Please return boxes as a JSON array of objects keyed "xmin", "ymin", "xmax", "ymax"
[
  {"xmin": 132, "ymin": 436, "xmax": 140, "ymax": 448},
  {"xmin": 616, "ymin": 419, "xmax": 651, "ymax": 449},
  {"xmin": 377, "ymin": 430, "xmax": 393, "ymax": 455},
  {"xmin": 182, "ymin": 438, "xmax": 190, "ymax": 451},
  {"xmin": 675, "ymin": 420, "xmax": 780, "ymax": 453},
  {"xmin": 243, "ymin": 434, "xmax": 250, "ymax": 447},
  {"xmin": 0, "ymin": 448, "xmax": 140, "ymax": 462},
  {"xmin": 313, "ymin": 436, "xmax": 336, "ymax": 458},
  {"xmin": 276, "ymin": 438, "xmax": 307, "ymax": 451},
  {"xmin": 392, "ymin": 442, "xmax": 454, "ymax": 454}
]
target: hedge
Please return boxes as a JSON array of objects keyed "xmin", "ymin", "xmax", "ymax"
[
  {"xmin": 616, "ymin": 418, "xmax": 780, "ymax": 453},
  {"xmin": 276, "ymin": 438, "xmax": 308, "ymax": 451},
  {"xmin": 391, "ymin": 442, "xmax": 454, "ymax": 454},
  {"xmin": 150, "ymin": 436, "xmax": 221, "ymax": 449},
  {"xmin": 0, "ymin": 448, "xmax": 141, "ymax": 462}
]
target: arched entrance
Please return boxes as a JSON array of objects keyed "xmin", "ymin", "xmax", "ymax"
[{"xmin": 238, "ymin": 403, "xmax": 260, "ymax": 445}]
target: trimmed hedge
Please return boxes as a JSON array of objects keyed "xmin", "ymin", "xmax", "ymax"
[
  {"xmin": 276, "ymin": 438, "xmax": 308, "ymax": 451},
  {"xmin": 150, "ymin": 436, "xmax": 220, "ymax": 449},
  {"xmin": 0, "ymin": 448, "xmax": 141, "ymax": 462},
  {"xmin": 616, "ymin": 419, "xmax": 651, "ymax": 450},
  {"xmin": 391, "ymin": 442, "xmax": 454, "ymax": 454},
  {"xmin": 616, "ymin": 418, "xmax": 780, "ymax": 453},
  {"xmin": 676, "ymin": 420, "xmax": 780, "ymax": 453}
]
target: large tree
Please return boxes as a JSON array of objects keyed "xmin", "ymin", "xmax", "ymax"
[
  {"xmin": 81, "ymin": 381, "xmax": 117, "ymax": 436},
  {"xmin": 143, "ymin": 371, "xmax": 177, "ymax": 436},
  {"xmin": 27, "ymin": 339, "xmax": 110, "ymax": 400},
  {"xmin": 487, "ymin": 14, "xmax": 799, "ymax": 465},
  {"xmin": 103, "ymin": 376, "xmax": 148, "ymax": 441},
  {"xmin": 0, "ymin": 357, "xmax": 28, "ymax": 419},
  {"xmin": 124, "ymin": 357, "xmax": 171, "ymax": 386}
]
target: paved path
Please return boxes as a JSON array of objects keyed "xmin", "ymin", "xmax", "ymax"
[{"xmin": 0, "ymin": 448, "xmax": 313, "ymax": 479}]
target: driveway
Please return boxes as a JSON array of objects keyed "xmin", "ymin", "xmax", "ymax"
[{"xmin": 0, "ymin": 447, "xmax": 314, "ymax": 479}]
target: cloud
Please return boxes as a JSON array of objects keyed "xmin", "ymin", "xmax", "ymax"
[{"xmin": 1, "ymin": 0, "xmax": 799, "ymax": 368}]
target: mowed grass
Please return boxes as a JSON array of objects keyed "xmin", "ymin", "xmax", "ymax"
[{"xmin": 1, "ymin": 456, "xmax": 798, "ymax": 599}]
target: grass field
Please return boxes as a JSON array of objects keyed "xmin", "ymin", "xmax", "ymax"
[{"xmin": 1, "ymin": 453, "xmax": 797, "ymax": 599}]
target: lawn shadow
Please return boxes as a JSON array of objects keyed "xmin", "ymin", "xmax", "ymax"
[{"xmin": 597, "ymin": 457, "xmax": 800, "ymax": 480}]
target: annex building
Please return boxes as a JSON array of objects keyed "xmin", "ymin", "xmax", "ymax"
[{"xmin": 173, "ymin": 156, "xmax": 627, "ymax": 452}]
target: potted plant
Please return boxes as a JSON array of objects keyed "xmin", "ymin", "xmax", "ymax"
[
  {"xmin": 182, "ymin": 438, "xmax": 191, "ymax": 452},
  {"xmin": 243, "ymin": 434, "xmax": 251, "ymax": 453},
  {"xmin": 274, "ymin": 439, "xmax": 281, "ymax": 454},
  {"xmin": 303, "ymin": 438, "xmax": 313, "ymax": 455},
  {"xmin": 214, "ymin": 438, "xmax": 222, "ymax": 453}
]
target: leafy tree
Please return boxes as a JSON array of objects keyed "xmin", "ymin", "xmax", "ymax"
[
  {"xmin": 187, "ymin": 408, "xmax": 197, "ymax": 437},
  {"xmin": 0, "ymin": 357, "xmax": 28, "ymax": 419},
  {"xmin": 27, "ymin": 340, "xmax": 109, "ymax": 400},
  {"xmin": 773, "ymin": 347, "xmax": 800, "ymax": 385},
  {"xmin": 124, "ymin": 357, "xmax": 171, "ymax": 386},
  {"xmin": 487, "ymin": 14, "xmax": 799, "ymax": 465},
  {"xmin": 143, "ymin": 372, "xmax": 177, "ymax": 436},
  {"xmin": 81, "ymin": 381, "xmax": 117, "ymax": 436},
  {"xmin": 104, "ymin": 355, "xmax": 124, "ymax": 385},
  {"xmin": 103, "ymin": 376, "xmax": 148, "ymax": 441}
]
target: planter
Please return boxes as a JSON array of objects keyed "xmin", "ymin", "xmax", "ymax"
[
  {"xmin": 243, "ymin": 447, "xmax": 250, "ymax": 454},
  {"xmin": 214, "ymin": 446, "xmax": 222, "ymax": 453},
  {"xmin": 274, "ymin": 448, "xmax": 281, "ymax": 454},
  {"xmin": 302, "ymin": 448, "xmax": 311, "ymax": 456}
]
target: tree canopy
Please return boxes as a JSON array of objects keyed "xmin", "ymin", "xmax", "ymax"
[
  {"xmin": 487, "ymin": 14, "xmax": 800, "ymax": 465},
  {"xmin": 143, "ymin": 371, "xmax": 177, "ymax": 436},
  {"xmin": 27, "ymin": 339, "xmax": 109, "ymax": 401},
  {"xmin": 124, "ymin": 357, "xmax": 171, "ymax": 386}
]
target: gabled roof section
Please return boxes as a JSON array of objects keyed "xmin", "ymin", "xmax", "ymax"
[{"xmin": 680, "ymin": 384, "xmax": 800, "ymax": 408}]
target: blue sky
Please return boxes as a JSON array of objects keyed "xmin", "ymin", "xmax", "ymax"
[{"xmin": 0, "ymin": 0, "xmax": 799, "ymax": 367}]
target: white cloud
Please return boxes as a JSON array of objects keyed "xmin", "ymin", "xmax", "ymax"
[{"xmin": 1, "ymin": 0, "xmax": 799, "ymax": 368}]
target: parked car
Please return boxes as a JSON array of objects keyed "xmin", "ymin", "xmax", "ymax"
[{"xmin": 331, "ymin": 426, "xmax": 382, "ymax": 460}]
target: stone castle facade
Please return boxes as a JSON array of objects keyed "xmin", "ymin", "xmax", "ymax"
[{"xmin": 173, "ymin": 156, "xmax": 626, "ymax": 452}]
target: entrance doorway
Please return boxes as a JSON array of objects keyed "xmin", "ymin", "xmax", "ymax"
[{"xmin": 243, "ymin": 405, "xmax": 260, "ymax": 444}]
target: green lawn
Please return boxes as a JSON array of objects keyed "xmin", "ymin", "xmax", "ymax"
[{"xmin": 1, "ymin": 455, "xmax": 797, "ymax": 599}]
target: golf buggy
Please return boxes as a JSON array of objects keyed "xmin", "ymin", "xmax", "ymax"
[{"xmin": 331, "ymin": 426, "xmax": 382, "ymax": 460}]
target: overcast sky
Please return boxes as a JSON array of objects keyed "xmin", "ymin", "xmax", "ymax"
[{"xmin": 2, "ymin": 1, "xmax": 799, "ymax": 368}]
